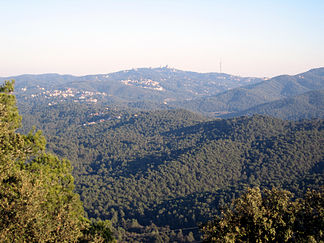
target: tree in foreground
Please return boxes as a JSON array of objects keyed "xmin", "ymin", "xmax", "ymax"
[
  {"xmin": 201, "ymin": 187, "xmax": 323, "ymax": 242},
  {"xmin": 0, "ymin": 80, "xmax": 114, "ymax": 242}
]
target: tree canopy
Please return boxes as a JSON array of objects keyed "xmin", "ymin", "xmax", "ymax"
[
  {"xmin": 0, "ymin": 80, "xmax": 114, "ymax": 242},
  {"xmin": 202, "ymin": 187, "xmax": 324, "ymax": 242}
]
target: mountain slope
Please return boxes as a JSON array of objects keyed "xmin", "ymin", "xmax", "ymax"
[
  {"xmin": 222, "ymin": 90, "xmax": 324, "ymax": 120},
  {"xmin": 50, "ymin": 115, "xmax": 324, "ymax": 231},
  {"xmin": 4, "ymin": 67, "xmax": 324, "ymax": 120},
  {"xmin": 19, "ymin": 104, "xmax": 324, "ymax": 234},
  {"xmin": 174, "ymin": 67, "xmax": 324, "ymax": 115}
]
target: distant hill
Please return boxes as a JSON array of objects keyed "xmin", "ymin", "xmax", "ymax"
[
  {"xmin": 0, "ymin": 67, "xmax": 263, "ymax": 106},
  {"xmin": 174, "ymin": 67, "xmax": 324, "ymax": 116},
  {"xmin": 3, "ymin": 67, "xmax": 324, "ymax": 120},
  {"xmin": 221, "ymin": 90, "xmax": 324, "ymax": 120}
]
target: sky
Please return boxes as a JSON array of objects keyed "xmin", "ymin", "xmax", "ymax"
[{"xmin": 1, "ymin": 0, "xmax": 324, "ymax": 77}]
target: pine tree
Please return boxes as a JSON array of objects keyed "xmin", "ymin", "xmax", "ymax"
[{"xmin": 0, "ymin": 80, "xmax": 114, "ymax": 242}]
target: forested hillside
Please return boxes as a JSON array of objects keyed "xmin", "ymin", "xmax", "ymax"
[
  {"xmin": 19, "ymin": 100, "xmax": 324, "ymax": 241},
  {"xmin": 7, "ymin": 67, "xmax": 324, "ymax": 241}
]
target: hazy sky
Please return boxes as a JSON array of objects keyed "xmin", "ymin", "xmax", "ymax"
[{"xmin": 1, "ymin": 0, "xmax": 324, "ymax": 77}]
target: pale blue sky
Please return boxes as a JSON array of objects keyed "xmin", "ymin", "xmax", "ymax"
[{"xmin": 1, "ymin": 0, "xmax": 323, "ymax": 77}]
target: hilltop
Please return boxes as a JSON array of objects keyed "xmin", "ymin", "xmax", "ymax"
[{"xmin": 0, "ymin": 67, "xmax": 263, "ymax": 108}]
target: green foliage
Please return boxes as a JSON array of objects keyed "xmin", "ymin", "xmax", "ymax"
[
  {"xmin": 294, "ymin": 188, "xmax": 324, "ymax": 242},
  {"xmin": 0, "ymin": 80, "xmax": 21, "ymax": 130},
  {"xmin": 25, "ymin": 154, "xmax": 86, "ymax": 242},
  {"xmin": 80, "ymin": 220, "xmax": 115, "ymax": 243},
  {"xmin": 201, "ymin": 187, "xmax": 324, "ymax": 242},
  {"xmin": 202, "ymin": 188, "xmax": 295, "ymax": 242},
  {"xmin": 0, "ymin": 81, "xmax": 114, "ymax": 242}
]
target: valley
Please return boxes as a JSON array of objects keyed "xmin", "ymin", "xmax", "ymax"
[{"xmin": 1, "ymin": 67, "xmax": 323, "ymax": 241}]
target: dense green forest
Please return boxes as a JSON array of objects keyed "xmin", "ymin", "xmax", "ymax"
[{"xmin": 17, "ymin": 98, "xmax": 324, "ymax": 242}]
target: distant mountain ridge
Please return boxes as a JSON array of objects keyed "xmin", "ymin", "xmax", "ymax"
[
  {"xmin": 221, "ymin": 89, "xmax": 324, "ymax": 120},
  {"xmin": 0, "ymin": 67, "xmax": 264, "ymax": 105},
  {"xmin": 174, "ymin": 67, "xmax": 324, "ymax": 117},
  {"xmin": 2, "ymin": 67, "xmax": 324, "ymax": 120}
]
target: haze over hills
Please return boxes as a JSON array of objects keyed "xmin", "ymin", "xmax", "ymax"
[
  {"xmin": 174, "ymin": 67, "xmax": 324, "ymax": 117},
  {"xmin": 221, "ymin": 89, "xmax": 324, "ymax": 120},
  {"xmin": 2, "ymin": 67, "xmax": 324, "ymax": 120},
  {"xmin": 0, "ymin": 67, "xmax": 264, "ymax": 105}
]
